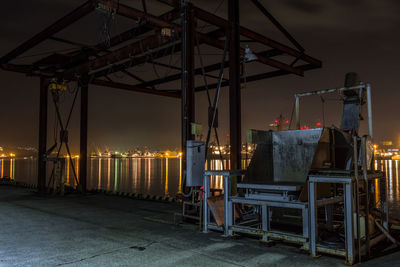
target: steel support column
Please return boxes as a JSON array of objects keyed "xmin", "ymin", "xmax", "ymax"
[
  {"xmin": 38, "ymin": 77, "xmax": 49, "ymax": 194},
  {"xmin": 181, "ymin": 3, "xmax": 195, "ymax": 178},
  {"xmin": 79, "ymin": 77, "xmax": 89, "ymax": 192},
  {"xmin": 228, "ymin": 0, "xmax": 241, "ymax": 194}
]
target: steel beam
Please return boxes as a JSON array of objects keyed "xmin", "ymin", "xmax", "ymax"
[
  {"xmin": 61, "ymin": 4, "xmax": 181, "ymax": 79},
  {"xmin": 156, "ymin": 0, "xmax": 180, "ymax": 7},
  {"xmin": 229, "ymin": 0, "xmax": 241, "ymax": 195},
  {"xmin": 193, "ymin": 7, "xmax": 321, "ymax": 67},
  {"xmin": 195, "ymin": 63, "xmax": 317, "ymax": 92},
  {"xmin": 79, "ymin": 76, "xmax": 89, "ymax": 193},
  {"xmin": 120, "ymin": 70, "xmax": 146, "ymax": 83},
  {"xmin": 0, "ymin": 1, "xmax": 94, "ymax": 64},
  {"xmin": 91, "ymin": 79, "xmax": 180, "ymax": 98},
  {"xmin": 1, "ymin": 63, "xmax": 54, "ymax": 77},
  {"xmin": 95, "ymin": 7, "xmax": 180, "ymax": 50},
  {"xmin": 92, "ymin": 29, "xmax": 224, "ymax": 79},
  {"xmin": 99, "ymin": 0, "xmax": 302, "ymax": 76},
  {"xmin": 196, "ymin": 32, "xmax": 303, "ymax": 76},
  {"xmin": 48, "ymin": 36, "xmax": 92, "ymax": 49},
  {"xmin": 91, "ymin": 42, "xmax": 181, "ymax": 78},
  {"xmin": 38, "ymin": 78, "xmax": 49, "ymax": 194},
  {"xmin": 139, "ymin": 49, "xmax": 282, "ymax": 88},
  {"xmin": 40, "ymin": 8, "xmax": 181, "ymax": 75},
  {"xmin": 139, "ymin": 62, "xmax": 223, "ymax": 88},
  {"xmin": 249, "ymin": 0, "xmax": 304, "ymax": 52},
  {"xmin": 99, "ymin": 0, "xmax": 175, "ymax": 28},
  {"xmin": 63, "ymin": 34, "xmax": 172, "ymax": 79}
]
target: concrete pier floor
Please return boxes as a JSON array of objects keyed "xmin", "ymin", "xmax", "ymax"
[{"xmin": 1, "ymin": 185, "xmax": 399, "ymax": 266}]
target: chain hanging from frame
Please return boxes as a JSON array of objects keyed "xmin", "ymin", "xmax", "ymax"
[{"xmin": 96, "ymin": 0, "xmax": 118, "ymax": 48}]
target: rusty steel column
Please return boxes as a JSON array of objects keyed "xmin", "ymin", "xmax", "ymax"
[
  {"xmin": 181, "ymin": 3, "xmax": 195, "ymax": 180},
  {"xmin": 38, "ymin": 77, "xmax": 49, "ymax": 194},
  {"xmin": 79, "ymin": 77, "xmax": 89, "ymax": 193},
  {"xmin": 229, "ymin": 0, "xmax": 241, "ymax": 194}
]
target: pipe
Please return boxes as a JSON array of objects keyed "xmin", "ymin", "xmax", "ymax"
[
  {"xmin": 366, "ymin": 84, "xmax": 373, "ymax": 138},
  {"xmin": 353, "ymin": 136, "xmax": 361, "ymax": 263},
  {"xmin": 295, "ymin": 96, "xmax": 300, "ymax": 129},
  {"xmin": 375, "ymin": 219, "xmax": 400, "ymax": 246},
  {"xmin": 362, "ymin": 137, "xmax": 371, "ymax": 257}
]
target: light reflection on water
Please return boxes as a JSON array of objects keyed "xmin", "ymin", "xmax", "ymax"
[
  {"xmin": 0, "ymin": 158, "xmax": 15, "ymax": 180},
  {"xmin": 3, "ymin": 157, "xmax": 250, "ymax": 197},
  {"xmin": 3, "ymin": 158, "xmax": 400, "ymax": 216},
  {"xmin": 375, "ymin": 159, "xmax": 400, "ymax": 220}
]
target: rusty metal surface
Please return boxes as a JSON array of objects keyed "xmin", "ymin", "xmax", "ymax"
[
  {"xmin": 244, "ymin": 127, "xmax": 355, "ymax": 185},
  {"xmin": 273, "ymin": 129, "xmax": 324, "ymax": 183}
]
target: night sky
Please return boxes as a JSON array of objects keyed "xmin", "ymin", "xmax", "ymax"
[{"xmin": 0, "ymin": 0, "xmax": 399, "ymax": 153}]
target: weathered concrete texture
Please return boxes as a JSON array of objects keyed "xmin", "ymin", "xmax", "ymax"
[{"xmin": 0, "ymin": 185, "xmax": 399, "ymax": 267}]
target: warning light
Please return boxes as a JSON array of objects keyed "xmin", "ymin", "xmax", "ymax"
[
  {"xmin": 316, "ymin": 122, "xmax": 322, "ymax": 126},
  {"xmin": 285, "ymin": 120, "xmax": 289, "ymax": 124},
  {"xmin": 274, "ymin": 120, "xmax": 278, "ymax": 123}
]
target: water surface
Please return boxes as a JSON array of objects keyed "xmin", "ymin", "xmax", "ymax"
[{"xmin": 2, "ymin": 157, "xmax": 399, "ymax": 219}]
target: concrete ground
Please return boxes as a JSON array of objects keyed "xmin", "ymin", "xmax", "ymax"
[{"xmin": 1, "ymin": 185, "xmax": 399, "ymax": 267}]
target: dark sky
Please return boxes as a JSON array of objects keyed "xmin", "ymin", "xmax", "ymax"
[{"xmin": 1, "ymin": 0, "xmax": 400, "ymax": 153}]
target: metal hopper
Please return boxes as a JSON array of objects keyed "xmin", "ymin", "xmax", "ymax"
[{"xmin": 244, "ymin": 127, "xmax": 353, "ymax": 186}]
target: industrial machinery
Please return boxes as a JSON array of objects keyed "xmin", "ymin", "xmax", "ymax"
[{"xmin": 203, "ymin": 73, "xmax": 392, "ymax": 264}]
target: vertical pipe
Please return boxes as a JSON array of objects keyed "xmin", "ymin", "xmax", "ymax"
[
  {"xmin": 79, "ymin": 77, "xmax": 89, "ymax": 193},
  {"xmin": 228, "ymin": 0, "xmax": 241, "ymax": 195},
  {"xmin": 302, "ymin": 206, "xmax": 309, "ymax": 238},
  {"xmin": 353, "ymin": 136, "xmax": 361, "ymax": 263},
  {"xmin": 295, "ymin": 95, "xmax": 300, "ymax": 129},
  {"xmin": 361, "ymin": 137, "xmax": 370, "ymax": 258},
  {"xmin": 181, "ymin": 3, "xmax": 195, "ymax": 187},
  {"xmin": 345, "ymin": 181, "xmax": 355, "ymax": 265},
  {"xmin": 261, "ymin": 205, "xmax": 269, "ymax": 242},
  {"xmin": 223, "ymin": 174, "xmax": 232, "ymax": 236},
  {"xmin": 203, "ymin": 174, "xmax": 209, "ymax": 233},
  {"xmin": 366, "ymin": 84, "xmax": 373, "ymax": 138},
  {"xmin": 38, "ymin": 77, "xmax": 48, "ymax": 194},
  {"xmin": 384, "ymin": 159, "xmax": 389, "ymax": 230},
  {"xmin": 308, "ymin": 179, "xmax": 317, "ymax": 257}
]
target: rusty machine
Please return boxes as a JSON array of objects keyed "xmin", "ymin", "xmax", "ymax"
[{"xmin": 202, "ymin": 73, "xmax": 392, "ymax": 264}]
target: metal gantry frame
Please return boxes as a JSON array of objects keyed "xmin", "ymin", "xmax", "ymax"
[
  {"xmin": 294, "ymin": 84, "xmax": 373, "ymax": 137},
  {"xmin": 0, "ymin": 0, "xmax": 321, "ymax": 194}
]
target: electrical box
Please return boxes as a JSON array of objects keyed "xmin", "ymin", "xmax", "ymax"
[
  {"xmin": 191, "ymin": 123, "xmax": 203, "ymax": 136},
  {"xmin": 186, "ymin": 140, "xmax": 205, "ymax": 187}
]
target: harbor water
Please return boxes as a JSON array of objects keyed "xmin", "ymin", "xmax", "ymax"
[
  {"xmin": 1, "ymin": 157, "xmax": 399, "ymax": 219},
  {"xmin": 1, "ymin": 157, "xmax": 233, "ymax": 197}
]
